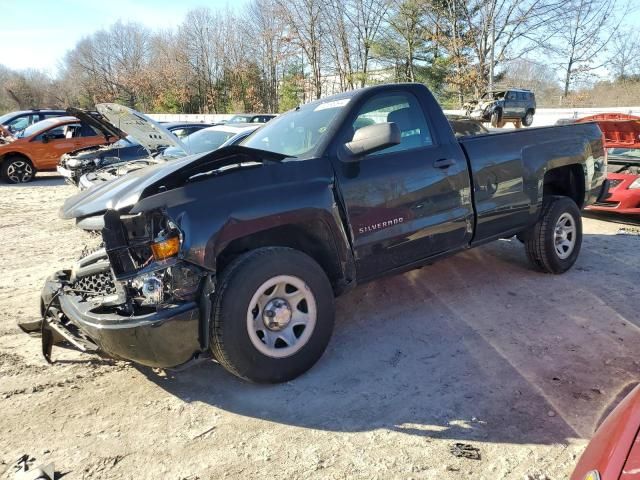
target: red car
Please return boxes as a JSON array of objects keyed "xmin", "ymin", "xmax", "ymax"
[
  {"xmin": 571, "ymin": 385, "xmax": 640, "ymax": 480},
  {"xmin": 579, "ymin": 114, "xmax": 640, "ymax": 216}
]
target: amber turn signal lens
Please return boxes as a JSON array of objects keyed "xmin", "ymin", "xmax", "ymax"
[{"xmin": 151, "ymin": 236, "xmax": 180, "ymax": 261}]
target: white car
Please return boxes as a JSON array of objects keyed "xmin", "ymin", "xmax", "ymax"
[{"xmin": 78, "ymin": 122, "xmax": 260, "ymax": 190}]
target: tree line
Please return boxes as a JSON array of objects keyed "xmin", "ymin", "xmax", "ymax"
[{"xmin": 0, "ymin": 0, "xmax": 636, "ymax": 115}]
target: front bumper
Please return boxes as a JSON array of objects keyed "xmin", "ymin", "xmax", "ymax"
[
  {"xmin": 468, "ymin": 109, "xmax": 488, "ymax": 121},
  {"xmin": 56, "ymin": 165, "xmax": 79, "ymax": 186},
  {"xmin": 587, "ymin": 175, "xmax": 640, "ymax": 215},
  {"xmin": 41, "ymin": 271, "xmax": 203, "ymax": 368}
]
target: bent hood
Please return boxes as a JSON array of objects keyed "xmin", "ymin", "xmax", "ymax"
[
  {"xmin": 96, "ymin": 103, "xmax": 190, "ymax": 155},
  {"xmin": 66, "ymin": 107, "xmax": 126, "ymax": 140},
  {"xmin": 60, "ymin": 145, "xmax": 289, "ymax": 221}
]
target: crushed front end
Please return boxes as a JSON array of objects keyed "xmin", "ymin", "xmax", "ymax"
[{"xmin": 37, "ymin": 209, "xmax": 209, "ymax": 368}]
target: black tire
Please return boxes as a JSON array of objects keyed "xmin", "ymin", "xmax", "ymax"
[
  {"xmin": 490, "ymin": 109, "xmax": 502, "ymax": 128},
  {"xmin": 522, "ymin": 110, "xmax": 534, "ymax": 127},
  {"xmin": 211, "ymin": 247, "xmax": 335, "ymax": 383},
  {"xmin": 1, "ymin": 155, "xmax": 35, "ymax": 183},
  {"xmin": 523, "ymin": 196, "xmax": 582, "ymax": 274}
]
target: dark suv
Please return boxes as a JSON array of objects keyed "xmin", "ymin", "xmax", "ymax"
[
  {"xmin": 0, "ymin": 109, "xmax": 67, "ymax": 134},
  {"xmin": 467, "ymin": 89, "xmax": 536, "ymax": 128}
]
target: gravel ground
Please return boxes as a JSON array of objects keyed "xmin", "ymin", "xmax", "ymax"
[{"xmin": 1, "ymin": 173, "xmax": 639, "ymax": 479}]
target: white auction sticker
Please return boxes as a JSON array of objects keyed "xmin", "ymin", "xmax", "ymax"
[{"xmin": 314, "ymin": 98, "xmax": 350, "ymax": 111}]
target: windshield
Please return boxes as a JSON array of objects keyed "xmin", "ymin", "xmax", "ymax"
[
  {"xmin": 113, "ymin": 135, "xmax": 138, "ymax": 148},
  {"xmin": 482, "ymin": 91, "xmax": 505, "ymax": 100},
  {"xmin": 18, "ymin": 118, "xmax": 61, "ymax": 138},
  {"xmin": 228, "ymin": 115, "xmax": 252, "ymax": 123},
  {"xmin": 0, "ymin": 112, "xmax": 18, "ymax": 124},
  {"xmin": 241, "ymin": 98, "xmax": 350, "ymax": 158},
  {"xmin": 163, "ymin": 129, "xmax": 237, "ymax": 159}
]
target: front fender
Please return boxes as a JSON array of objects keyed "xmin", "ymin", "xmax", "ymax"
[{"xmin": 140, "ymin": 157, "xmax": 354, "ymax": 284}]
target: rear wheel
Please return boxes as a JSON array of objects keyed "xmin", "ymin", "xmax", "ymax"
[
  {"xmin": 522, "ymin": 110, "xmax": 534, "ymax": 127},
  {"xmin": 490, "ymin": 110, "xmax": 502, "ymax": 128},
  {"xmin": 211, "ymin": 247, "xmax": 335, "ymax": 383},
  {"xmin": 523, "ymin": 196, "xmax": 582, "ymax": 274},
  {"xmin": 1, "ymin": 156, "xmax": 35, "ymax": 184}
]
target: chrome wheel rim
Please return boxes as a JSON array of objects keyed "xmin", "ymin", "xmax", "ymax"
[
  {"xmin": 6, "ymin": 160, "xmax": 33, "ymax": 183},
  {"xmin": 247, "ymin": 275, "xmax": 317, "ymax": 358},
  {"xmin": 554, "ymin": 212, "xmax": 576, "ymax": 259},
  {"xmin": 525, "ymin": 113, "xmax": 533, "ymax": 124}
]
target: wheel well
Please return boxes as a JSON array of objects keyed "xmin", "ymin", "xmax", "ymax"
[
  {"xmin": 543, "ymin": 164, "xmax": 585, "ymax": 208},
  {"xmin": 216, "ymin": 222, "xmax": 346, "ymax": 289}
]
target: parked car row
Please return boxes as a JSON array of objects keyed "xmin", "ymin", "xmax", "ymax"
[{"xmin": 0, "ymin": 107, "xmax": 274, "ymax": 184}]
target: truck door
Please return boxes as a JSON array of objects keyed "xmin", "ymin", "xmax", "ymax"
[{"xmin": 331, "ymin": 91, "xmax": 474, "ymax": 281}]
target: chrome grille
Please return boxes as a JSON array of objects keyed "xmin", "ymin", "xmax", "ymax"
[{"xmin": 72, "ymin": 272, "xmax": 117, "ymax": 299}]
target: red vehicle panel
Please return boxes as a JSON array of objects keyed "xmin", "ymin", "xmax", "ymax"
[
  {"xmin": 579, "ymin": 114, "xmax": 640, "ymax": 216},
  {"xmin": 572, "ymin": 385, "xmax": 640, "ymax": 480}
]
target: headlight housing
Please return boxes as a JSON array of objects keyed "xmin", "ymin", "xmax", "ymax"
[
  {"xmin": 129, "ymin": 264, "xmax": 202, "ymax": 308},
  {"xmin": 65, "ymin": 158, "xmax": 82, "ymax": 168},
  {"xmin": 583, "ymin": 471, "xmax": 600, "ymax": 480},
  {"xmin": 629, "ymin": 177, "xmax": 640, "ymax": 189}
]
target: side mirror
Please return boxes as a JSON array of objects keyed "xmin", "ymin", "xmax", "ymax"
[
  {"xmin": 339, "ymin": 122, "xmax": 401, "ymax": 163},
  {"xmin": 41, "ymin": 133, "xmax": 51, "ymax": 143}
]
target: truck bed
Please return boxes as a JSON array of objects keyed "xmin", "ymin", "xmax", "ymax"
[{"xmin": 458, "ymin": 123, "xmax": 606, "ymax": 243}]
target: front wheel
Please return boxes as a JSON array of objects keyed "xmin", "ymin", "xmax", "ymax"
[
  {"xmin": 490, "ymin": 110, "xmax": 502, "ymax": 128},
  {"xmin": 211, "ymin": 247, "xmax": 335, "ymax": 383},
  {"xmin": 523, "ymin": 196, "xmax": 582, "ymax": 274},
  {"xmin": 1, "ymin": 156, "xmax": 35, "ymax": 183}
]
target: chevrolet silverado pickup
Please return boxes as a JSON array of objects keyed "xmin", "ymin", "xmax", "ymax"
[{"xmin": 25, "ymin": 83, "xmax": 608, "ymax": 383}]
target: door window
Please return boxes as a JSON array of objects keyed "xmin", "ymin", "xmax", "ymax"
[
  {"xmin": 506, "ymin": 92, "xmax": 517, "ymax": 101},
  {"xmin": 351, "ymin": 92, "xmax": 433, "ymax": 155},
  {"xmin": 6, "ymin": 115, "xmax": 37, "ymax": 133},
  {"xmin": 35, "ymin": 124, "xmax": 80, "ymax": 141},
  {"xmin": 169, "ymin": 127, "xmax": 190, "ymax": 139}
]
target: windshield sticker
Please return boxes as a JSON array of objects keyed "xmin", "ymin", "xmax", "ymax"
[{"xmin": 314, "ymin": 98, "xmax": 350, "ymax": 111}]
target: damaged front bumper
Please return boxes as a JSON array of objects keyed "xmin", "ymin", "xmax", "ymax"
[
  {"xmin": 41, "ymin": 269, "xmax": 202, "ymax": 367},
  {"xmin": 36, "ymin": 209, "xmax": 210, "ymax": 368}
]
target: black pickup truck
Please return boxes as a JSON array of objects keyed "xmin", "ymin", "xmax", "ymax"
[{"xmin": 28, "ymin": 83, "xmax": 607, "ymax": 383}]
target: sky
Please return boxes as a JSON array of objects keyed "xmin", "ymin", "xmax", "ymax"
[
  {"xmin": 0, "ymin": 0, "xmax": 250, "ymax": 74},
  {"xmin": 1, "ymin": 0, "xmax": 639, "ymax": 78}
]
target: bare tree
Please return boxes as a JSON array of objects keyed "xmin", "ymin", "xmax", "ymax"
[
  {"xmin": 245, "ymin": 0, "xmax": 290, "ymax": 111},
  {"xmin": 325, "ymin": 0, "xmax": 356, "ymax": 91},
  {"xmin": 608, "ymin": 28, "xmax": 640, "ymax": 79},
  {"xmin": 547, "ymin": 0, "xmax": 624, "ymax": 97},
  {"xmin": 343, "ymin": 0, "xmax": 391, "ymax": 87},
  {"xmin": 449, "ymin": 0, "xmax": 565, "ymax": 93},
  {"xmin": 276, "ymin": 0, "xmax": 326, "ymax": 99}
]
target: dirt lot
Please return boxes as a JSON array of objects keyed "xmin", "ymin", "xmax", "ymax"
[{"xmin": 1, "ymin": 174, "xmax": 639, "ymax": 480}]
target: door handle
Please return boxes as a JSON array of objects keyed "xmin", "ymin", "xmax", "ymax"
[{"xmin": 434, "ymin": 158, "xmax": 455, "ymax": 169}]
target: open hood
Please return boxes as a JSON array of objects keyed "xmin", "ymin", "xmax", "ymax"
[
  {"xmin": 60, "ymin": 145, "xmax": 289, "ymax": 222},
  {"xmin": 66, "ymin": 107, "xmax": 126, "ymax": 140},
  {"xmin": 577, "ymin": 113, "xmax": 640, "ymax": 149},
  {"xmin": 96, "ymin": 103, "xmax": 190, "ymax": 155}
]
